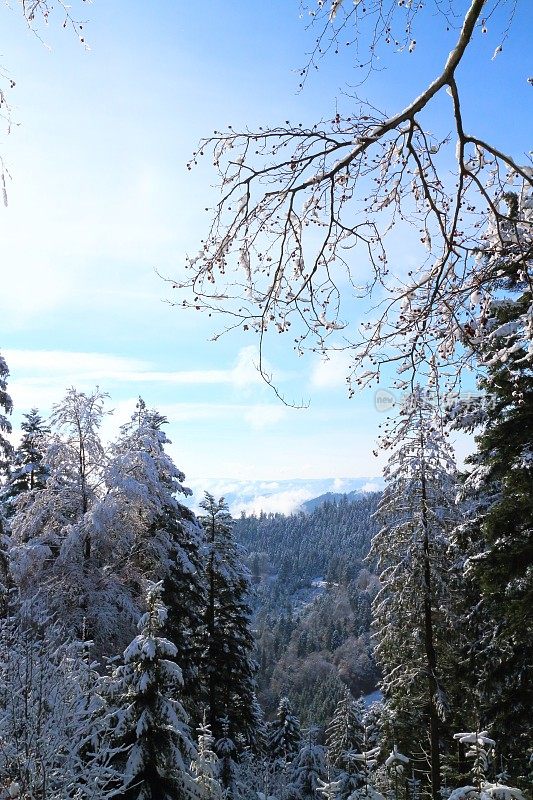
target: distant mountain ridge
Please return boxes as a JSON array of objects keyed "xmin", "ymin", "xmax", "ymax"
[
  {"xmin": 301, "ymin": 486, "xmax": 384, "ymax": 513},
  {"xmin": 188, "ymin": 476, "xmax": 384, "ymax": 516}
]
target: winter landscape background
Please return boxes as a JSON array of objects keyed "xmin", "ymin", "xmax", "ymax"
[{"xmin": 0, "ymin": 1, "xmax": 531, "ymax": 799}]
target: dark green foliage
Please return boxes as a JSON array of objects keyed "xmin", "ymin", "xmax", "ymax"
[
  {"xmin": 268, "ymin": 696, "xmax": 301, "ymax": 761},
  {"xmin": 108, "ymin": 583, "xmax": 197, "ymax": 800},
  {"xmin": 235, "ymin": 493, "xmax": 380, "ymax": 584},
  {"xmin": 326, "ymin": 687, "xmax": 365, "ymax": 768},
  {"xmin": 451, "ymin": 284, "xmax": 533, "ymax": 772},
  {"xmin": 199, "ymin": 493, "xmax": 259, "ymax": 747},
  {"xmin": 237, "ymin": 495, "xmax": 381, "ymax": 725}
]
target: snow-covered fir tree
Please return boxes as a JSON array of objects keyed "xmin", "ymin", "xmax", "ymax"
[
  {"xmin": 286, "ymin": 727, "xmax": 327, "ymax": 800},
  {"xmin": 215, "ymin": 715, "xmax": 241, "ymax": 798},
  {"xmin": 447, "ymin": 730, "xmax": 527, "ymax": 800},
  {"xmin": 0, "ymin": 409, "xmax": 49, "ymax": 519},
  {"xmin": 106, "ymin": 581, "xmax": 197, "ymax": 800},
  {"xmin": 190, "ymin": 716, "xmax": 223, "ymax": 799},
  {"xmin": 444, "ymin": 187, "xmax": 533, "ymax": 779},
  {"xmin": 369, "ymin": 389, "xmax": 459, "ymax": 799},
  {"xmin": 99, "ymin": 398, "xmax": 206, "ymax": 692},
  {"xmin": 447, "ymin": 236, "xmax": 533, "ymax": 775},
  {"xmin": 326, "ymin": 687, "xmax": 365, "ymax": 768},
  {"xmin": 326, "ymin": 687, "xmax": 366, "ymax": 799},
  {"xmin": 198, "ymin": 492, "xmax": 259, "ymax": 748},
  {"xmin": 0, "ymin": 352, "xmax": 13, "ymax": 480},
  {"xmin": 268, "ymin": 696, "xmax": 301, "ymax": 763}
]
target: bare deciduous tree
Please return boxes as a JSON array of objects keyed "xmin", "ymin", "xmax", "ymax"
[{"xmin": 174, "ymin": 0, "xmax": 532, "ymax": 397}]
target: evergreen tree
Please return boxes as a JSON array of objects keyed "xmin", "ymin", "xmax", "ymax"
[
  {"xmin": 101, "ymin": 399, "xmax": 205, "ymax": 696},
  {"xmin": 198, "ymin": 492, "xmax": 258, "ymax": 746},
  {"xmin": 268, "ymin": 696, "xmax": 301, "ymax": 762},
  {"xmin": 287, "ymin": 727, "xmax": 327, "ymax": 800},
  {"xmin": 0, "ymin": 352, "xmax": 13, "ymax": 478},
  {"xmin": 326, "ymin": 688, "xmax": 365, "ymax": 768},
  {"xmin": 215, "ymin": 716, "xmax": 240, "ymax": 798},
  {"xmin": 448, "ymin": 244, "xmax": 533, "ymax": 773},
  {"xmin": 107, "ymin": 581, "xmax": 197, "ymax": 800},
  {"xmin": 0, "ymin": 409, "xmax": 49, "ymax": 518},
  {"xmin": 326, "ymin": 688, "xmax": 366, "ymax": 799},
  {"xmin": 190, "ymin": 717, "xmax": 223, "ymax": 799},
  {"xmin": 369, "ymin": 389, "xmax": 458, "ymax": 799}
]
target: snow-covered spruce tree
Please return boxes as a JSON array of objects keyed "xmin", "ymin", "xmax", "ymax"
[
  {"xmin": 447, "ymin": 237, "xmax": 533, "ymax": 775},
  {"xmin": 448, "ymin": 730, "xmax": 527, "ymax": 800},
  {"xmin": 198, "ymin": 492, "xmax": 259, "ymax": 748},
  {"xmin": 286, "ymin": 727, "xmax": 327, "ymax": 800},
  {"xmin": 0, "ymin": 409, "xmax": 49, "ymax": 518},
  {"xmin": 326, "ymin": 687, "xmax": 366, "ymax": 799},
  {"xmin": 327, "ymin": 687, "xmax": 365, "ymax": 767},
  {"xmin": 369, "ymin": 389, "xmax": 459, "ymax": 800},
  {"xmin": 268, "ymin": 696, "xmax": 301, "ymax": 763},
  {"xmin": 0, "ymin": 352, "xmax": 13, "ymax": 480},
  {"xmin": 99, "ymin": 398, "xmax": 205, "ymax": 695},
  {"xmin": 0, "ymin": 594, "xmax": 118, "ymax": 799},
  {"xmin": 318, "ymin": 748, "xmax": 383, "ymax": 800},
  {"xmin": 107, "ymin": 581, "xmax": 197, "ymax": 800},
  {"xmin": 190, "ymin": 716, "xmax": 223, "ymax": 800},
  {"xmin": 215, "ymin": 715, "xmax": 241, "ymax": 799}
]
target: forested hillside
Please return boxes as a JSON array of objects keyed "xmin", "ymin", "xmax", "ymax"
[{"xmin": 234, "ymin": 495, "xmax": 381, "ymax": 725}]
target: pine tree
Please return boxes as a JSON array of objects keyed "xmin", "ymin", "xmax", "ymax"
[
  {"xmin": 190, "ymin": 717, "xmax": 223, "ymax": 799},
  {"xmin": 107, "ymin": 581, "xmax": 197, "ymax": 800},
  {"xmin": 101, "ymin": 399, "xmax": 205, "ymax": 695},
  {"xmin": 0, "ymin": 409, "xmax": 49, "ymax": 518},
  {"xmin": 268, "ymin": 696, "xmax": 301, "ymax": 762},
  {"xmin": 198, "ymin": 492, "xmax": 258, "ymax": 747},
  {"xmin": 326, "ymin": 688, "xmax": 366, "ymax": 799},
  {"xmin": 287, "ymin": 727, "xmax": 327, "ymax": 800},
  {"xmin": 326, "ymin": 688, "xmax": 365, "ymax": 768},
  {"xmin": 0, "ymin": 352, "xmax": 13, "ymax": 478},
  {"xmin": 369, "ymin": 389, "xmax": 458, "ymax": 799},
  {"xmin": 448, "ymin": 254, "xmax": 533, "ymax": 773}
]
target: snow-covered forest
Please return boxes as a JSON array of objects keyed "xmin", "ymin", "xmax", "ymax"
[
  {"xmin": 0, "ymin": 330, "xmax": 531, "ymax": 797},
  {"xmin": 1, "ymin": 0, "xmax": 532, "ymax": 798}
]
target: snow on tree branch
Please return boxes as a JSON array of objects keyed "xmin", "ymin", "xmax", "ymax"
[{"xmin": 172, "ymin": 0, "xmax": 532, "ymax": 395}]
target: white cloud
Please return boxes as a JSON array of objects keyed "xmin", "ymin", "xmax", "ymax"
[
  {"xmin": 243, "ymin": 404, "xmax": 287, "ymax": 430},
  {"xmin": 332, "ymin": 477, "xmax": 352, "ymax": 492},
  {"xmin": 232, "ymin": 488, "xmax": 313, "ymax": 517},
  {"xmin": 310, "ymin": 350, "xmax": 352, "ymax": 390},
  {"xmin": 360, "ymin": 481, "xmax": 381, "ymax": 493},
  {"xmin": 5, "ymin": 350, "xmax": 149, "ymax": 379},
  {"xmin": 3, "ymin": 346, "xmax": 272, "ymax": 393}
]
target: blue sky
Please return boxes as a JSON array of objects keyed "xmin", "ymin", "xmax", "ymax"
[{"xmin": 0, "ymin": 1, "xmax": 530, "ymax": 512}]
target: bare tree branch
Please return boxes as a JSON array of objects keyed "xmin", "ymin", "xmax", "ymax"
[{"xmin": 171, "ymin": 0, "xmax": 533, "ymax": 396}]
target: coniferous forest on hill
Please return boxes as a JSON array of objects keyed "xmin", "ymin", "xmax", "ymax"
[{"xmin": 1, "ymin": 1, "xmax": 532, "ymax": 799}]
